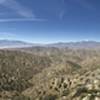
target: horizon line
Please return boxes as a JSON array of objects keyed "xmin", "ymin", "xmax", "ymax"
[{"xmin": 0, "ymin": 39, "xmax": 100, "ymax": 44}]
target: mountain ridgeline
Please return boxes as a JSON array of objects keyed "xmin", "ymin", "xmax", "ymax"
[
  {"xmin": 1, "ymin": 40, "xmax": 100, "ymax": 49},
  {"xmin": 0, "ymin": 41, "xmax": 100, "ymax": 100}
]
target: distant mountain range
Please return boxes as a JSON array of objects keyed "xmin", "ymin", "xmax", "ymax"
[
  {"xmin": 48, "ymin": 41, "xmax": 100, "ymax": 48},
  {"xmin": 0, "ymin": 40, "xmax": 34, "ymax": 48},
  {"xmin": 0, "ymin": 40, "xmax": 100, "ymax": 49}
]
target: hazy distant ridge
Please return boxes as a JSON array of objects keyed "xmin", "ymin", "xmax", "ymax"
[
  {"xmin": 0, "ymin": 40, "xmax": 33, "ymax": 48},
  {"xmin": 1, "ymin": 40, "xmax": 100, "ymax": 48},
  {"xmin": 48, "ymin": 41, "xmax": 100, "ymax": 48}
]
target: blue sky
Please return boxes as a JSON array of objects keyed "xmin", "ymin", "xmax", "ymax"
[{"xmin": 0, "ymin": 0, "xmax": 100, "ymax": 43}]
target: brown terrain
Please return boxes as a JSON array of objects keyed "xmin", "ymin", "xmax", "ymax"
[{"xmin": 0, "ymin": 47, "xmax": 100, "ymax": 100}]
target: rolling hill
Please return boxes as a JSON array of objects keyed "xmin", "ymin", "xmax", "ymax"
[{"xmin": 0, "ymin": 46, "xmax": 100, "ymax": 100}]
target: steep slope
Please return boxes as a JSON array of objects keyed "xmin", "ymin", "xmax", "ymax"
[{"xmin": 0, "ymin": 50, "xmax": 52, "ymax": 94}]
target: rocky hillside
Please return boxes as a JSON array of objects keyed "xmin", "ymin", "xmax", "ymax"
[
  {"xmin": 22, "ymin": 63, "xmax": 100, "ymax": 100},
  {"xmin": 0, "ymin": 47, "xmax": 100, "ymax": 100}
]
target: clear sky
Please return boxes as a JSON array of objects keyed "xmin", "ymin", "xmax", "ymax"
[{"xmin": 0, "ymin": 0, "xmax": 100, "ymax": 43}]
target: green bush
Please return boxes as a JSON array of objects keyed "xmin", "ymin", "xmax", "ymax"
[{"xmin": 43, "ymin": 94, "xmax": 57, "ymax": 100}]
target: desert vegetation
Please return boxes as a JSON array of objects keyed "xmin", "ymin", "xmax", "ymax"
[{"xmin": 0, "ymin": 47, "xmax": 100, "ymax": 100}]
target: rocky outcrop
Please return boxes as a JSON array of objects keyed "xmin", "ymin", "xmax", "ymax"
[{"xmin": 23, "ymin": 68, "xmax": 100, "ymax": 100}]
